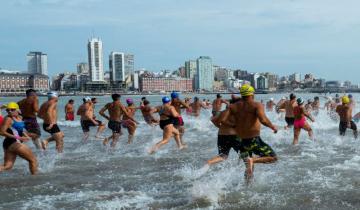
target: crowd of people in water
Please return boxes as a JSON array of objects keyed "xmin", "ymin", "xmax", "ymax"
[{"xmin": 0, "ymin": 86, "xmax": 359, "ymax": 184}]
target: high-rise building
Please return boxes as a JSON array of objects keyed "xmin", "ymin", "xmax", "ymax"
[
  {"xmin": 77, "ymin": 62, "xmax": 89, "ymax": 74},
  {"xmin": 27, "ymin": 51, "xmax": 48, "ymax": 75},
  {"xmin": 195, "ymin": 56, "xmax": 213, "ymax": 91},
  {"xmin": 185, "ymin": 60, "xmax": 197, "ymax": 79},
  {"xmin": 87, "ymin": 38, "xmax": 104, "ymax": 81},
  {"xmin": 109, "ymin": 52, "xmax": 134, "ymax": 88},
  {"xmin": 289, "ymin": 73, "xmax": 301, "ymax": 82}
]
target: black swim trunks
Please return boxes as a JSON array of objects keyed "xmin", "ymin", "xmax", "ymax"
[
  {"xmin": 159, "ymin": 119, "xmax": 173, "ymax": 130},
  {"xmin": 80, "ymin": 120, "xmax": 102, "ymax": 132},
  {"xmin": 217, "ymin": 135, "xmax": 241, "ymax": 157},
  {"xmin": 108, "ymin": 120, "xmax": 121, "ymax": 133},
  {"xmin": 285, "ymin": 117, "xmax": 295, "ymax": 127},
  {"xmin": 23, "ymin": 117, "xmax": 41, "ymax": 136},
  {"xmin": 43, "ymin": 123, "xmax": 61, "ymax": 134},
  {"xmin": 339, "ymin": 121, "xmax": 357, "ymax": 135},
  {"xmin": 238, "ymin": 136, "xmax": 276, "ymax": 161}
]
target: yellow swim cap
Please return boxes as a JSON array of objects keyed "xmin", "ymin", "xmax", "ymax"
[
  {"xmin": 240, "ymin": 84, "xmax": 255, "ymax": 96},
  {"xmin": 6, "ymin": 102, "xmax": 19, "ymax": 110},
  {"xmin": 342, "ymin": 96, "xmax": 350, "ymax": 104}
]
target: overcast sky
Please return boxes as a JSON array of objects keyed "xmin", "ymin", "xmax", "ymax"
[{"xmin": 1, "ymin": 0, "xmax": 359, "ymax": 83}]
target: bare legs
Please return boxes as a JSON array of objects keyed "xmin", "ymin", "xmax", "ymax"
[
  {"xmin": 28, "ymin": 133, "xmax": 42, "ymax": 150},
  {"xmin": 149, "ymin": 125, "xmax": 184, "ymax": 154},
  {"xmin": 41, "ymin": 132, "xmax": 64, "ymax": 153},
  {"xmin": 245, "ymin": 156, "xmax": 277, "ymax": 185},
  {"xmin": 293, "ymin": 123, "xmax": 313, "ymax": 145},
  {"xmin": 103, "ymin": 132, "xmax": 121, "ymax": 148},
  {"xmin": 0, "ymin": 143, "xmax": 38, "ymax": 175},
  {"xmin": 95, "ymin": 124, "xmax": 106, "ymax": 139}
]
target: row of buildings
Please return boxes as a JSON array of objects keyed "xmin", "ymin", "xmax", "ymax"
[{"xmin": 1, "ymin": 37, "xmax": 359, "ymax": 94}]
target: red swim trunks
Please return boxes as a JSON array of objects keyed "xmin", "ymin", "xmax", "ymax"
[{"xmin": 65, "ymin": 112, "xmax": 75, "ymax": 121}]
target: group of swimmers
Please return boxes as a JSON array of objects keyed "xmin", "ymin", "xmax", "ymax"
[{"xmin": 0, "ymin": 87, "xmax": 358, "ymax": 184}]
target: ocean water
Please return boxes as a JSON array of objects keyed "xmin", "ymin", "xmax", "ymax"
[{"xmin": 0, "ymin": 93, "xmax": 360, "ymax": 210}]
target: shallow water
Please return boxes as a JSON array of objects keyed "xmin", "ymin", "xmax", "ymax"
[{"xmin": 1, "ymin": 93, "xmax": 360, "ymax": 209}]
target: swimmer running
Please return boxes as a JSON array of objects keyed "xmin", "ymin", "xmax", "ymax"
[
  {"xmin": 293, "ymin": 98, "xmax": 315, "ymax": 145},
  {"xmin": 219, "ymin": 84, "xmax": 278, "ymax": 184},
  {"xmin": 148, "ymin": 96, "xmax": 186, "ymax": 154}
]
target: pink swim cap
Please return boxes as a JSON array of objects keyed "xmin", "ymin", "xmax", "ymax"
[{"xmin": 126, "ymin": 98, "xmax": 133, "ymax": 104}]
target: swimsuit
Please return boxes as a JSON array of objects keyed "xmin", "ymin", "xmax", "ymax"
[
  {"xmin": 43, "ymin": 123, "xmax": 61, "ymax": 134},
  {"xmin": 293, "ymin": 107, "xmax": 306, "ymax": 129},
  {"xmin": 237, "ymin": 136, "xmax": 276, "ymax": 162},
  {"xmin": 159, "ymin": 108, "xmax": 175, "ymax": 130},
  {"xmin": 3, "ymin": 118, "xmax": 25, "ymax": 150},
  {"xmin": 65, "ymin": 112, "xmax": 75, "ymax": 121},
  {"xmin": 217, "ymin": 135, "xmax": 241, "ymax": 157},
  {"xmin": 80, "ymin": 120, "xmax": 102, "ymax": 132},
  {"xmin": 285, "ymin": 117, "xmax": 295, "ymax": 126},
  {"xmin": 121, "ymin": 119, "xmax": 133, "ymax": 129},
  {"xmin": 108, "ymin": 120, "xmax": 122, "ymax": 133},
  {"xmin": 339, "ymin": 121, "xmax": 357, "ymax": 135},
  {"xmin": 23, "ymin": 117, "xmax": 41, "ymax": 136},
  {"xmin": 173, "ymin": 116, "xmax": 184, "ymax": 127},
  {"xmin": 0, "ymin": 115, "xmax": 3, "ymax": 125}
]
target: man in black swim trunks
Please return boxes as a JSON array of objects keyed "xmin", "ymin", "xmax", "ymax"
[
  {"xmin": 336, "ymin": 96, "xmax": 358, "ymax": 139},
  {"xmin": 18, "ymin": 89, "xmax": 42, "ymax": 149},
  {"xmin": 219, "ymin": 84, "xmax": 278, "ymax": 184},
  {"xmin": 279, "ymin": 93, "xmax": 297, "ymax": 129},
  {"xmin": 77, "ymin": 97, "xmax": 106, "ymax": 142},
  {"xmin": 204, "ymin": 101, "xmax": 240, "ymax": 170},
  {"xmin": 38, "ymin": 92, "xmax": 64, "ymax": 153},
  {"xmin": 99, "ymin": 94, "xmax": 138, "ymax": 148}
]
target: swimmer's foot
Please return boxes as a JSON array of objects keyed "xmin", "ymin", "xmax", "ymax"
[
  {"xmin": 102, "ymin": 138, "xmax": 109, "ymax": 146},
  {"xmin": 41, "ymin": 140, "xmax": 48, "ymax": 150},
  {"xmin": 148, "ymin": 147, "xmax": 157, "ymax": 155},
  {"xmin": 96, "ymin": 135, "xmax": 105, "ymax": 140}
]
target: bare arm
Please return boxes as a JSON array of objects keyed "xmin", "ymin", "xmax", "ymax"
[
  {"xmin": 170, "ymin": 106, "xmax": 180, "ymax": 118},
  {"xmin": 256, "ymin": 103, "xmax": 277, "ymax": 132},
  {"xmin": 180, "ymin": 100, "xmax": 190, "ymax": 109},
  {"xmin": 99, "ymin": 104, "xmax": 110, "ymax": 120},
  {"xmin": 33, "ymin": 99, "xmax": 39, "ymax": 113},
  {"xmin": 303, "ymin": 107, "xmax": 314, "ymax": 122},
  {"xmin": 120, "ymin": 105, "xmax": 139, "ymax": 124}
]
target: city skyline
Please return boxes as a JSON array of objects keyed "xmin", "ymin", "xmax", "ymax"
[{"xmin": 1, "ymin": 0, "xmax": 360, "ymax": 83}]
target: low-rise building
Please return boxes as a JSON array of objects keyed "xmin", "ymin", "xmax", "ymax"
[
  {"xmin": 139, "ymin": 76, "xmax": 193, "ymax": 92},
  {"xmin": 0, "ymin": 70, "xmax": 49, "ymax": 93}
]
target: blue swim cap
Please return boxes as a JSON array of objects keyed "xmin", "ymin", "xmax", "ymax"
[
  {"xmin": 171, "ymin": 92, "xmax": 179, "ymax": 99},
  {"xmin": 162, "ymin": 96, "xmax": 171, "ymax": 104}
]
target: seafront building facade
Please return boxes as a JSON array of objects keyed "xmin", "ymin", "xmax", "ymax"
[
  {"xmin": 109, "ymin": 52, "xmax": 134, "ymax": 89},
  {"xmin": 87, "ymin": 38, "xmax": 104, "ymax": 82},
  {"xmin": 195, "ymin": 56, "xmax": 213, "ymax": 91},
  {"xmin": 0, "ymin": 70, "xmax": 49, "ymax": 93},
  {"xmin": 27, "ymin": 51, "xmax": 48, "ymax": 75},
  {"xmin": 139, "ymin": 77, "xmax": 193, "ymax": 92}
]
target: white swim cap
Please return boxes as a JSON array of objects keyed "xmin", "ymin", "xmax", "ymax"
[
  {"xmin": 47, "ymin": 91, "xmax": 58, "ymax": 99},
  {"xmin": 270, "ymin": 98, "xmax": 274, "ymax": 101},
  {"xmin": 84, "ymin": 96, "xmax": 91, "ymax": 102}
]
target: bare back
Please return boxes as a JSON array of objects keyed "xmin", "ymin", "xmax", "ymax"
[
  {"xmin": 336, "ymin": 104, "xmax": 352, "ymax": 122},
  {"xmin": 18, "ymin": 97, "xmax": 38, "ymax": 118},
  {"xmin": 230, "ymin": 100, "xmax": 261, "ymax": 139},
  {"xmin": 39, "ymin": 101, "xmax": 57, "ymax": 124},
  {"xmin": 107, "ymin": 102, "xmax": 124, "ymax": 122}
]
